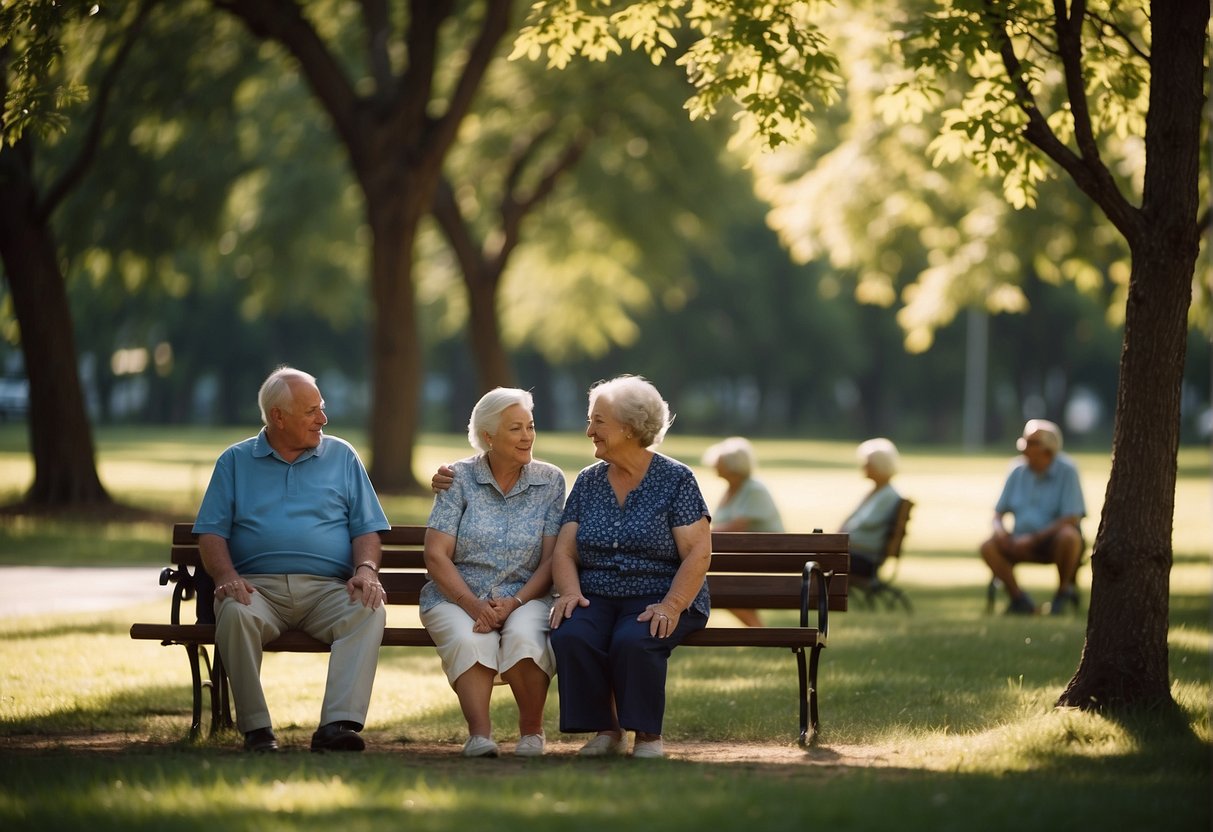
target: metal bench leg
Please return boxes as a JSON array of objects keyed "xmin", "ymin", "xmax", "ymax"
[
  {"xmin": 185, "ymin": 643, "xmax": 204, "ymax": 741},
  {"xmin": 795, "ymin": 646, "xmax": 809, "ymax": 747},
  {"xmin": 208, "ymin": 648, "xmax": 235, "ymax": 736}
]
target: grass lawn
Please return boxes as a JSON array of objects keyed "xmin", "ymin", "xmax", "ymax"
[{"xmin": 0, "ymin": 425, "xmax": 1209, "ymax": 831}]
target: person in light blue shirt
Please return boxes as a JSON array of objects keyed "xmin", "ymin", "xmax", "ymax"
[
  {"xmin": 419, "ymin": 388, "xmax": 566, "ymax": 759},
  {"xmin": 193, "ymin": 367, "xmax": 389, "ymax": 754},
  {"xmin": 703, "ymin": 436, "xmax": 784, "ymax": 627},
  {"xmin": 980, "ymin": 419, "xmax": 1086, "ymax": 615},
  {"xmin": 841, "ymin": 437, "xmax": 904, "ymax": 579}
]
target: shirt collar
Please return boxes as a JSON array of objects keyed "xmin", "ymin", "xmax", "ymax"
[{"xmin": 251, "ymin": 427, "xmax": 324, "ymax": 463}]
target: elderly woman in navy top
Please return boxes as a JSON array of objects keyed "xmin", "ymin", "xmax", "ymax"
[
  {"xmin": 420, "ymin": 388, "xmax": 566, "ymax": 758},
  {"xmin": 548, "ymin": 375, "xmax": 712, "ymax": 760}
]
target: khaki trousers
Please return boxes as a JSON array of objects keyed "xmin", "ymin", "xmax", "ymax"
[{"xmin": 214, "ymin": 574, "xmax": 386, "ymax": 733}]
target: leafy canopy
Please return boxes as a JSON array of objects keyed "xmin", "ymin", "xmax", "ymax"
[
  {"xmin": 0, "ymin": 0, "xmax": 103, "ymax": 146},
  {"xmin": 511, "ymin": 0, "xmax": 842, "ymax": 148}
]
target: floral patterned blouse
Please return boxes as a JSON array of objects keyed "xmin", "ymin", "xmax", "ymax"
[
  {"xmin": 420, "ymin": 454, "xmax": 566, "ymax": 613},
  {"xmin": 561, "ymin": 453, "xmax": 711, "ymax": 616}
]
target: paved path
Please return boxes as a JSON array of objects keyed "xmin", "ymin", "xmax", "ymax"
[{"xmin": 0, "ymin": 566, "xmax": 169, "ymax": 619}]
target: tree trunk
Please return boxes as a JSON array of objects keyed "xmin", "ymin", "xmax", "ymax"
[
  {"xmin": 366, "ymin": 188, "xmax": 428, "ymax": 494},
  {"xmin": 0, "ymin": 142, "xmax": 111, "ymax": 507},
  {"xmin": 1057, "ymin": 0, "xmax": 1205, "ymax": 711},
  {"xmin": 466, "ymin": 265, "xmax": 514, "ymax": 391}
]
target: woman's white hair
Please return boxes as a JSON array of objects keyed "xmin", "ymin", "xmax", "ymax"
[
  {"xmin": 588, "ymin": 375, "xmax": 673, "ymax": 448},
  {"xmin": 703, "ymin": 437, "xmax": 756, "ymax": 478},
  {"xmin": 857, "ymin": 437, "xmax": 899, "ymax": 478},
  {"xmin": 468, "ymin": 387, "xmax": 534, "ymax": 452},
  {"xmin": 258, "ymin": 366, "xmax": 316, "ymax": 425}
]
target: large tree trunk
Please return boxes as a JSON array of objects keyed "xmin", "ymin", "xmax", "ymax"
[
  {"xmin": 0, "ymin": 141, "xmax": 111, "ymax": 507},
  {"xmin": 366, "ymin": 187, "xmax": 428, "ymax": 494},
  {"xmin": 1057, "ymin": 0, "xmax": 1205, "ymax": 710}
]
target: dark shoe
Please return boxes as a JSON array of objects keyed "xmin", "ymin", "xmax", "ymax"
[
  {"xmin": 243, "ymin": 727, "xmax": 279, "ymax": 753},
  {"xmin": 1050, "ymin": 588, "xmax": 1078, "ymax": 615},
  {"xmin": 1005, "ymin": 593, "xmax": 1037, "ymax": 615},
  {"xmin": 310, "ymin": 721, "xmax": 365, "ymax": 753}
]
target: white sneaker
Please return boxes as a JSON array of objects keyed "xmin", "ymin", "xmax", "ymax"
[
  {"xmin": 462, "ymin": 735, "xmax": 499, "ymax": 758},
  {"xmin": 632, "ymin": 738, "xmax": 665, "ymax": 759},
  {"xmin": 577, "ymin": 732, "xmax": 628, "ymax": 757},
  {"xmin": 514, "ymin": 733, "xmax": 546, "ymax": 757}
]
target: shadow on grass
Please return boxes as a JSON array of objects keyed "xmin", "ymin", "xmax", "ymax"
[{"xmin": 0, "ymin": 740, "xmax": 1208, "ymax": 832}]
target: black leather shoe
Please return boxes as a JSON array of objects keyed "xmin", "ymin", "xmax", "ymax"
[
  {"xmin": 310, "ymin": 721, "xmax": 365, "ymax": 752},
  {"xmin": 243, "ymin": 727, "xmax": 279, "ymax": 752}
]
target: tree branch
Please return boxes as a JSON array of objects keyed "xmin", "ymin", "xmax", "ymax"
[
  {"xmin": 492, "ymin": 126, "xmax": 592, "ymax": 272},
  {"xmin": 985, "ymin": 0, "xmax": 1139, "ymax": 237},
  {"xmin": 37, "ymin": 0, "xmax": 158, "ymax": 222},
  {"xmin": 424, "ymin": 0, "xmax": 513, "ymax": 158},
  {"xmin": 431, "ymin": 175, "xmax": 486, "ymax": 289},
  {"xmin": 359, "ymin": 0, "xmax": 394, "ymax": 108},
  {"xmin": 213, "ymin": 0, "xmax": 360, "ymax": 153}
]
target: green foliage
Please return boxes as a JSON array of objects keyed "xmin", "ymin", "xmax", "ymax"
[
  {"xmin": 512, "ymin": 0, "xmax": 841, "ymax": 149},
  {"xmin": 0, "ymin": 0, "xmax": 100, "ymax": 145},
  {"xmin": 890, "ymin": 0, "xmax": 1152, "ymax": 209}
]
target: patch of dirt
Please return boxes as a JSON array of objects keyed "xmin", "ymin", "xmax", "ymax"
[{"xmin": 0, "ymin": 732, "xmax": 900, "ymax": 772}]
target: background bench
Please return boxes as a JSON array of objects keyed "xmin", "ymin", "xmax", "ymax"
[
  {"xmin": 130, "ymin": 524, "xmax": 850, "ymax": 747},
  {"xmin": 853, "ymin": 497, "xmax": 914, "ymax": 612}
]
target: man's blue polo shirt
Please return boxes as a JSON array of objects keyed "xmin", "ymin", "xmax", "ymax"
[
  {"xmin": 994, "ymin": 453, "xmax": 1086, "ymax": 535},
  {"xmin": 193, "ymin": 430, "xmax": 389, "ymax": 579}
]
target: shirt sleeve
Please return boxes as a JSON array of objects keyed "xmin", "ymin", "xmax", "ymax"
[
  {"xmin": 346, "ymin": 448, "xmax": 391, "ymax": 537},
  {"xmin": 192, "ymin": 449, "xmax": 236, "ymax": 537},
  {"xmin": 1058, "ymin": 461, "xmax": 1086, "ymax": 519},
  {"xmin": 427, "ymin": 467, "xmax": 469, "ymax": 536},
  {"xmin": 669, "ymin": 467, "xmax": 710, "ymax": 528},
  {"xmin": 543, "ymin": 467, "xmax": 567, "ymax": 536}
]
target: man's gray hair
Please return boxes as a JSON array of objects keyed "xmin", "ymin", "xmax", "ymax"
[
  {"xmin": 468, "ymin": 387, "xmax": 534, "ymax": 452},
  {"xmin": 258, "ymin": 366, "xmax": 316, "ymax": 425},
  {"xmin": 588, "ymin": 375, "xmax": 673, "ymax": 448}
]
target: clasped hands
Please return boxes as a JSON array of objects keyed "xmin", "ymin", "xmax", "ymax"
[{"xmin": 470, "ymin": 595, "xmax": 521, "ymax": 633}]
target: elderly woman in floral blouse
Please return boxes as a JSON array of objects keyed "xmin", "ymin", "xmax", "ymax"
[
  {"xmin": 420, "ymin": 388, "xmax": 565, "ymax": 758},
  {"xmin": 548, "ymin": 375, "xmax": 712, "ymax": 760}
]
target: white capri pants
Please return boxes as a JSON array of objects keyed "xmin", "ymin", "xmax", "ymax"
[{"xmin": 420, "ymin": 598, "xmax": 556, "ymax": 686}]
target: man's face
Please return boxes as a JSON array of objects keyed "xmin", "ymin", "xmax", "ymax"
[
  {"xmin": 271, "ymin": 380, "xmax": 327, "ymax": 455},
  {"xmin": 1021, "ymin": 432, "xmax": 1052, "ymax": 472}
]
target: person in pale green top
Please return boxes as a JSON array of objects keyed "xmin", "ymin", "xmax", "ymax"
[
  {"xmin": 841, "ymin": 438, "xmax": 903, "ymax": 580},
  {"xmin": 703, "ymin": 437, "xmax": 784, "ymax": 627}
]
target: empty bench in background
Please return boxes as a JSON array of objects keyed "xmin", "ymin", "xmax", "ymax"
[{"xmin": 130, "ymin": 525, "xmax": 851, "ymax": 747}]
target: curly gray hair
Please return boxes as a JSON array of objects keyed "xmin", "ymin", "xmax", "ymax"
[{"xmin": 587, "ymin": 375, "xmax": 673, "ymax": 448}]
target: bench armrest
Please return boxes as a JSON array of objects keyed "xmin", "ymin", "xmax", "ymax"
[{"xmin": 800, "ymin": 560, "xmax": 830, "ymax": 644}]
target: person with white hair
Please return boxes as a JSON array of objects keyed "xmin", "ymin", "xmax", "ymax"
[
  {"xmin": 420, "ymin": 387, "xmax": 566, "ymax": 758},
  {"xmin": 980, "ymin": 419, "xmax": 1086, "ymax": 615},
  {"xmin": 840, "ymin": 438, "xmax": 904, "ymax": 582},
  {"xmin": 548, "ymin": 375, "xmax": 712, "ymax": 760},
  {"xmin": 194, "ymin": 366, "xmax": 390, "ymax": 753},
  {"xmin": 702, "ymin": 436, "xmax": 784, "ymax": 627}
]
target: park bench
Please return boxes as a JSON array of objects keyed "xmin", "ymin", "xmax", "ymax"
[
  {"xmin": 130, "ymin": 524, "xmax": 850, "ymax": 747},
  {"xmin": 852, "ymin": 498, "xmax": 914, "ymax": 612}
]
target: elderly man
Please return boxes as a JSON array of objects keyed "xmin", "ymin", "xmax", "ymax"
[
  {"xmin": 980, "ymin": 419, "xmax": 1086, "ymax": 615},
  {"xmin": 194, "ymin": 367, "xmax": 390, "ymax": 752}
]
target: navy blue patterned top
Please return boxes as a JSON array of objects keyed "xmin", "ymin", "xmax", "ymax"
[{"xmin": 561, "ymin": 453, "xmax": 711, "ymax": 615}]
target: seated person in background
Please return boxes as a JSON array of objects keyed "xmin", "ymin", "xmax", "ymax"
[
  {"xmin": 194, "ymin": 366, "xmax": 390, "ymax": 753},
  {"xmin": 841, "ymin": 438, "xmax": 903, "ymax": 584},
  {"xmin": 702, "ymin": 436, "xmax": 784, "ymax": 627},
  {"xmin": 980, "ymin": 419, "xmax": 1085, "ymax": 615}
]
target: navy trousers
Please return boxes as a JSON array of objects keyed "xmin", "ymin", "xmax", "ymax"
[{"xmin": 550, "ymin": 594, "xmax": 707, "ymax": 735}]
